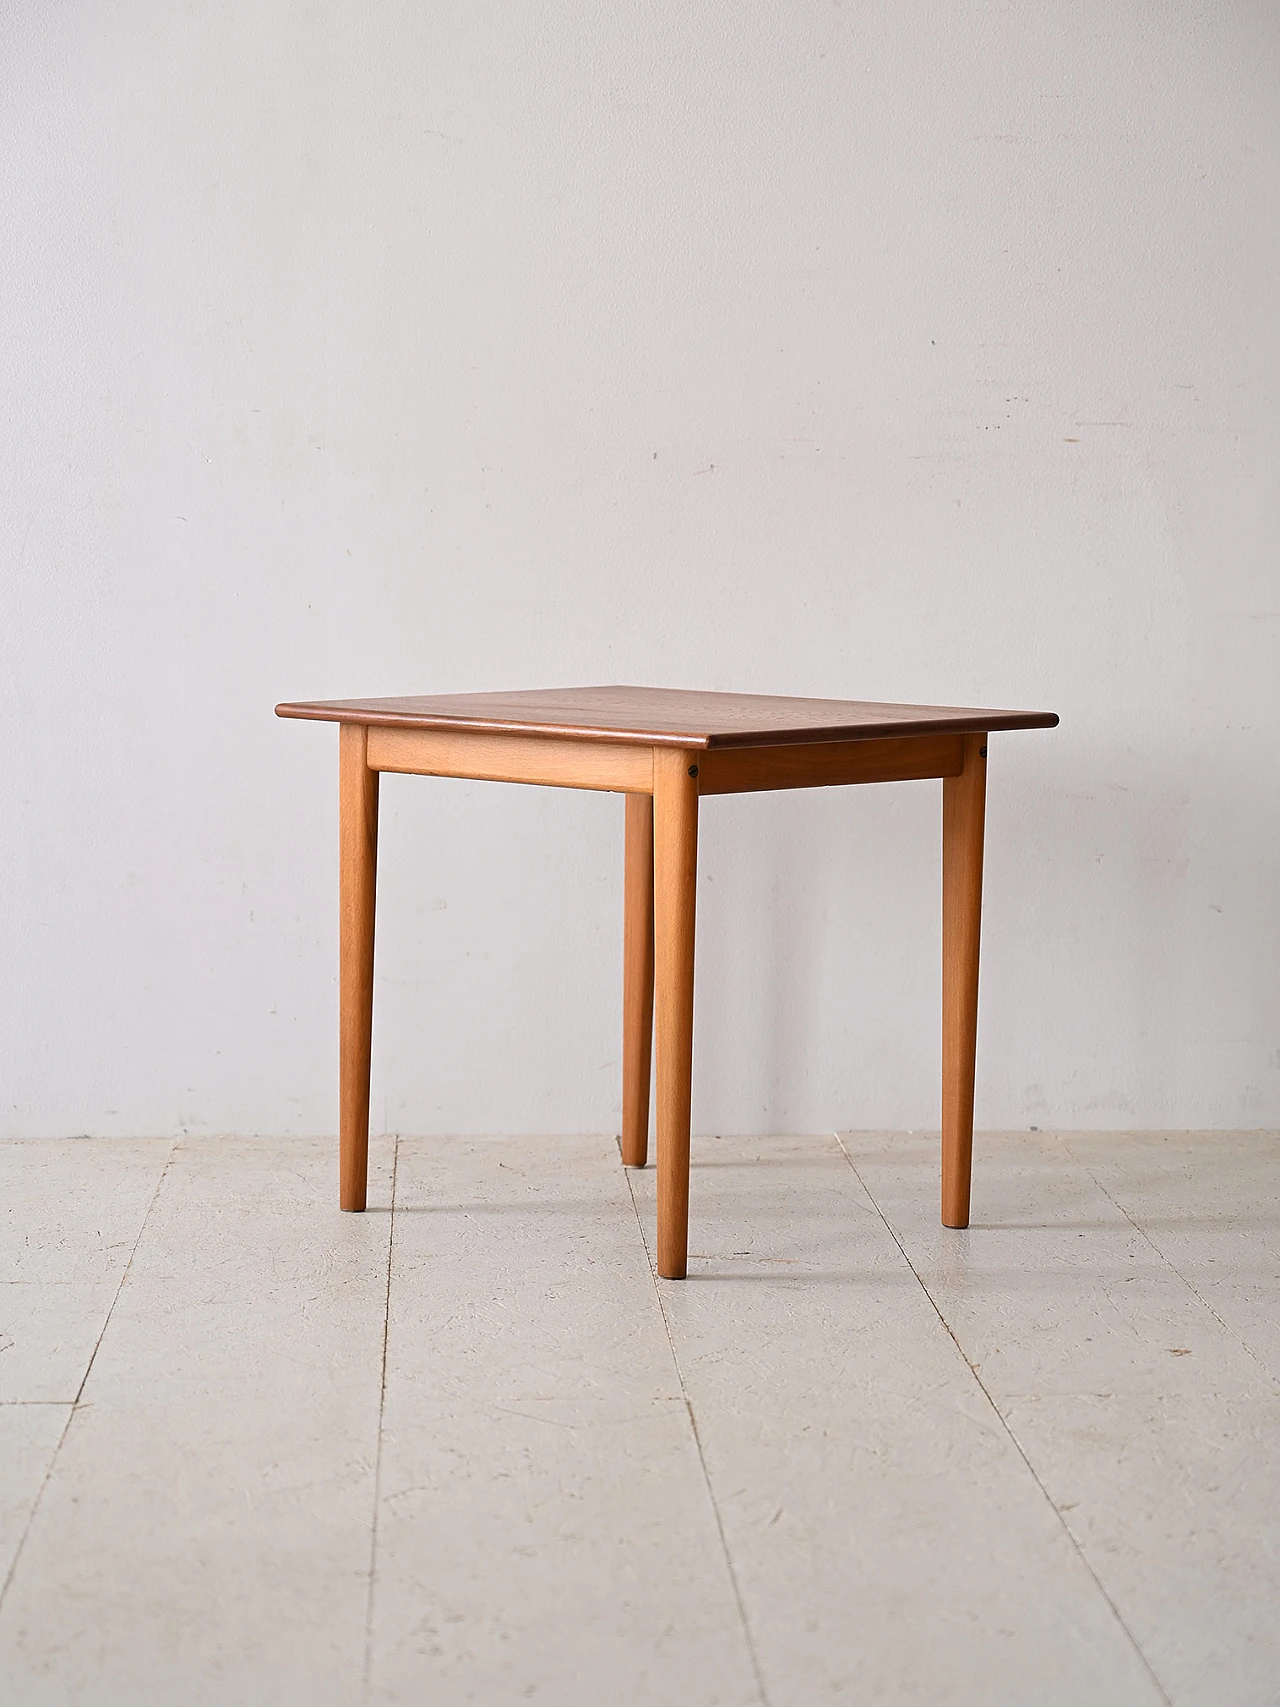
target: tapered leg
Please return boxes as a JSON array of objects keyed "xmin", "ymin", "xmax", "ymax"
[
  {"xmin": 622, "ymin": 793, "xmax": 655, "ymax": 1167},
  {"xmin": 653, "ymin": 749, "xmax": 699, "ymax": 1279},
  {"xmin": 941, "ymin": 732, "xmax": 987, "ymax": 1227},
  {"xmin": 339, "ymin": 722, "xmax": 379, "ymax": 1211}
]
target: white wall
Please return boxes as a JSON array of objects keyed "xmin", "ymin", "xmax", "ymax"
[{"xmin": 2, "ymin": 2, "xmax": 1278, "ymax": 1139}]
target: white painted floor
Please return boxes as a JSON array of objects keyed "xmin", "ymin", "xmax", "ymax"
[{"xmin": 2, "ymin": 1132, "xmax": 1278, "ymax": 1706}]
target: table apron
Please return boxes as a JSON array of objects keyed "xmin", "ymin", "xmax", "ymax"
[
  {"xmin": 697, "ymin": 733, "xmax": 967, "ymax": 794},
  {"xmin": 363, "ymin": 727, "xmax": 968, "ymax": 796},
  {"xmin": 364, "ymin": 725, "xmax": 655, "ymax": 793}
]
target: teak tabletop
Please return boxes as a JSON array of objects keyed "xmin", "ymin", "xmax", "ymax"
[
  {"xmin": 277, "ymin": 685, "xmax": 1059, "ymax": 1278},
  {"xmin": 275, "ymin": 683, "xmax": 1058, "ymax": 746}
]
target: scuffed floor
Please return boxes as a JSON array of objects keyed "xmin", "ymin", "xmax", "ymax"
[{"xmin": 1, "ymin": 1130, "xmax": 1277, "ymax": 1705}]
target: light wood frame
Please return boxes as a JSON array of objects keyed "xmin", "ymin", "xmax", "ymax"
[{"xmin": 338, "ymin": 725, "xmax": 985, "ymax": 1278}]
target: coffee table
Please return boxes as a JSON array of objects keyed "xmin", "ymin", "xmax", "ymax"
[{"xmin": 276, "ymin": 686, "xmax": 1057, "ymax": 1277}]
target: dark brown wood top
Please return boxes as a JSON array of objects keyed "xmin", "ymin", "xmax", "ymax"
[{"xmin": 275, "ymin": 686, "xmax": 1057, "ymax": 751}]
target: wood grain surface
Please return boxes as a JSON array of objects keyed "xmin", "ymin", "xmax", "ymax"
[
  {"xmin": 696, "ymin": 732, "xmax": 965, "ymax": 793},
  {"xmin": 365, "ymin": 725, "xmax": 653, "ymax": 792},
  {"xmin": 621, "ymin": 793, "xmax": 655, "ymax": 1169},
  {"xmin": 941, "ymin": 733, "xmax": 987, "ymax": 1228},
  {"xmin": 653, "ymin": 748, "xmax": 700, "ymax": 1280},
  {"xmin": 338, "ymin": 723, "xmax": 378, "ymax": 1213},
  {"xmin": 276, "ymin": 685, "xmax": 1058, "ymax": 749}
]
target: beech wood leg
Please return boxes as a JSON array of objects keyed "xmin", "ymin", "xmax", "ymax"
[
  {"xmin": 622, "ymin": 792, "xmax": 655, "ymax": 1168},
  {"xmin": 653, "ymin": 749, "xmax": 699, "ymax": 1279},
  {"xmin": 941, "ymin": 732, "xmax": 987, "ymax": 1227},
  {"xmin": 339, "ymin": 722, "xmax": 379, "ymax": 1212}
]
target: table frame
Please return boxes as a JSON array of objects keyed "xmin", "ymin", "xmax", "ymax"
[{"xmin": 335, "ymin": 721, "xmax": 987, "ymax": 1279}]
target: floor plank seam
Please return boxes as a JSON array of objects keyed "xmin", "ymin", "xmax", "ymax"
[
  {"xmin": 623, "ymin": 1163, "xmax": 773, "ymax": 1707},
  {"xmin": 0, "ymin": 1135, "xmax": 177, "ymax": 1616},
  {"xmin": 831, "ymin": 1132, "xmax": 1174, "ymax": 1707},
  {"xmin": 1056, "ymin": 1134, "xmax": 1280, "ymax": 1393},
  {"xmin": 362, "ymin": 1133, "xmax": 400, "ymax": 1699}
]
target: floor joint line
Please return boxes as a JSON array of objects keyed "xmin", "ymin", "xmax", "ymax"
[
  {"xmin": 1056, "ymin": 1134, "xmax": 1280, "ymax": 1392},
  {"xmin": 0, "ymin": 1135, "xmax": 177, "ymax": 1615},
  {"xmin": 623, "ymin": 1161, "xmax": 772, "ymax": 1707},
  {"xmin": 832, "ymin": 1132, "xmax": 1173, "ymax": 1707},
  {"xmin": 363, "ymin": 1134, "xmax": 400, "ymax": 1697}
]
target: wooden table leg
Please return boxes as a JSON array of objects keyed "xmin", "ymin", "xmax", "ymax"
[
  {"xmin": 339, "ymin": 722, "xmax": 379, "ymax": 1212},
  {"xmin": 653, "ymin": 749, "xmax": 699, "ymax": 1279},
  {"xmin": 941, "ymin": 732, "xmax": 987, "ymax": 1227},
  {"xmin": 622, "ymin": 793, "xmax": 655, "ymax": 1167}
]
